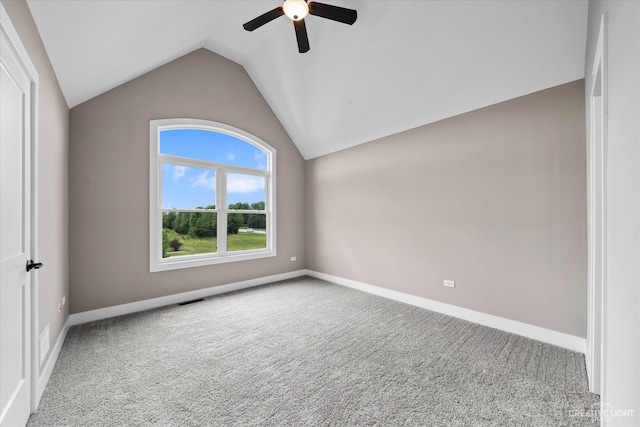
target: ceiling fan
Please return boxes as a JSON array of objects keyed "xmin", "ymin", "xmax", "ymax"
[{"xmin": 243, "ymin": 0, "xmax": 357, "ymax": 53}]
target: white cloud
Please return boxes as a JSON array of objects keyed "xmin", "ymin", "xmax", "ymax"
[
  {"xmin": 254, "ymin": 150, "xmax": 267, "ymax": 169},
  {"xmin": 228, "ymin": 174, "xmax": 264, "ymax": 194},
  {"xmin": 173, "ymin": 165, "xmax": 188, "ymax": 181},
  {"xmin": 227, "ymin": 153, "xmax": 236, "ymax": 162},
  {"xmin": 193, "ymin": 170, "xmax": 216, "ymax": 191}
]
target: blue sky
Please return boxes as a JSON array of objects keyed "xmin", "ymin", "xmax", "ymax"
[{"xmin": 160, "ymin": 129, "xmax": 267, "ymax": 209}]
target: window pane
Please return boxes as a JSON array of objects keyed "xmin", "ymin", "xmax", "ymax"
[
  {"xmin": 162, "ymin": 164, "xmax": 216, "ymax": 209},
  {"xmin": 228, "ymin": 214, "xmax": 267, "ymax": 252},
  {"xmin": 227, "ymin": 173, "xmax": 266, "ymax": 208},
  {"xmin": 162, "ymin": 212, "xmax": 217, "ymax": 258},
  {"xmin": 160, "ymin": 129, "xmax": 267, "ymax": 170}
]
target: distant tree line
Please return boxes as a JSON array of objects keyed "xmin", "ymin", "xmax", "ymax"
[{"xmin": 162, "ymin": 202, "xmax": 266, "ymax": 238}]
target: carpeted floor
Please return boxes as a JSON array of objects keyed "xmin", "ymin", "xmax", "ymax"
[{"xmin": 28, "ymin": 277, "xmax": 599, "ymax": 426}]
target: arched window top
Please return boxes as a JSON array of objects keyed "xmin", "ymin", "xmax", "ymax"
[
  {"xmin": 159, "ymin": 127, "xmax": 269, "ymax": 171},
  {"xmin": 155, "ymin": 118, "xmax": 274, "ymax": 170}
]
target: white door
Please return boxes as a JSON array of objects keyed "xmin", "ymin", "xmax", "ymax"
[
  {"xmin": 588, "ymin": 88, "xmax": 604, "ymax": 394},
  {"xmin": 0, "ymin": 14, "xmax": 34, "ymax": 427},
  {"xmin": 586, "ymin": 14, "xmax": 606, "ymax": 396}
]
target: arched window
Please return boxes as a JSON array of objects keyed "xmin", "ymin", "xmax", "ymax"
[{"xmin": 150, "ymin": 119, "xmax": 275, "ymax": 272}]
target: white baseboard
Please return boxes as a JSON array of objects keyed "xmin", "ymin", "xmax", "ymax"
[
  {"xmin": 36, "ymin": 317, "xmax": 71, "ymax": 407},
  {"xmin": 68, "ymin": 270, "xmax": 307, "ymax": 326},
  {"xmin": 305, "ymin": 270, "xmax": 587, "ymax": 354}
]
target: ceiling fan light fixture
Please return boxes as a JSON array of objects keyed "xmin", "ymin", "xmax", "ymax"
[
  {"xmin": 283, "ymin": 0, "xmax": 309, "ymax": 21},
  {"xmin": 243, "ymin": 0, "xmax": 357, "ymax": 53}
]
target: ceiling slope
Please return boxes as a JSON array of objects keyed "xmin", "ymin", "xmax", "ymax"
[{"xmin": 27, "ymin": 0, "xmax": 588, "ymax": 159}]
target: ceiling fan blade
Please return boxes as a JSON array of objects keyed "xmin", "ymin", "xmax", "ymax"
[
  {"xmin": 308, "ymin": 2, "xmax": 357, "ymax": 25},
  {"xmin": 243, "ymin": 7, "xmax": 285, "ymax": 31},
  {"xmin": 294, "ymin": 19, "xmax": 310, "ymax": 53}
]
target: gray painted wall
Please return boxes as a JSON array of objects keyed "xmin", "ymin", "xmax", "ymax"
[
  {"xmin": 1, "ymin": 0, "xmax": 69, "ymax": 370},
  {"xmin": 306, "ymin": 80, "xmax": 587, "ymax": 338},
  {"xmin": 585, "ymin": 1, "xmax": 640, "ymax": 423},
  {"xmin": 68, "ymin": 49, "xmax": 306, "ymax": 313}
]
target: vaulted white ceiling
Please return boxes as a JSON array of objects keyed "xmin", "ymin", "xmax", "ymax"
[{"xmin": 27, "ymin": 0, "xmax": 588, "ymax": 159}]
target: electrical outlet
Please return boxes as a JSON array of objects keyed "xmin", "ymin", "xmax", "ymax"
[
  {"xmin": 444, "ymin": 280, "xmax": 455, "ymax": 288},
  {"xmin": 57, "ymin": 303, "xmax": 62, "ymax": 313},
  {"xmin": 62, "ymin": 295, "xmax": 66, "ymax": 306},
  {"xmin": 290, "ymin": 256, "xmax": 297, "ymax": 262}
]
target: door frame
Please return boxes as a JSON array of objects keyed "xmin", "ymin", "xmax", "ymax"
[
  {"xmin": 586, "ymin": 12, "xmax": 607, "ymax": 396},
  {"xmin": 0, "ymin": 1, "xmax": 40, "ymax": 414}
]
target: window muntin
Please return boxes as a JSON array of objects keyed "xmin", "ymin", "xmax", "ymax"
[{"xmin": 150, "ymin": 119, "xmax": 276, "ymax": 272}]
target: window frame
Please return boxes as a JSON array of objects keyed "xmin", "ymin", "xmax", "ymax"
[{"xmin": 149, "ymin": 118, "xmax": 276, "ymax": 272}]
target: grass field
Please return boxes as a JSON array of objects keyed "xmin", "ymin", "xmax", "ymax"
[{"xmin": 164, "ymin": 228, "xmax": 266, "ymax": 257}]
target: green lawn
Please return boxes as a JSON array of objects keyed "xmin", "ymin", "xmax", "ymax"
[
  {"xmin": 164, "ymin": 228, "xmax": 266, "ymax": 257},
  {"xmin": 228, "ymin": 232, "xmax": 267, "ymax": 251}
]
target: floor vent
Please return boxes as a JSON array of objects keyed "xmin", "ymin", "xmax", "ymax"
[{"xmin": 178, "ymin": 298, "xmax": 204, "ymax": 306}]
